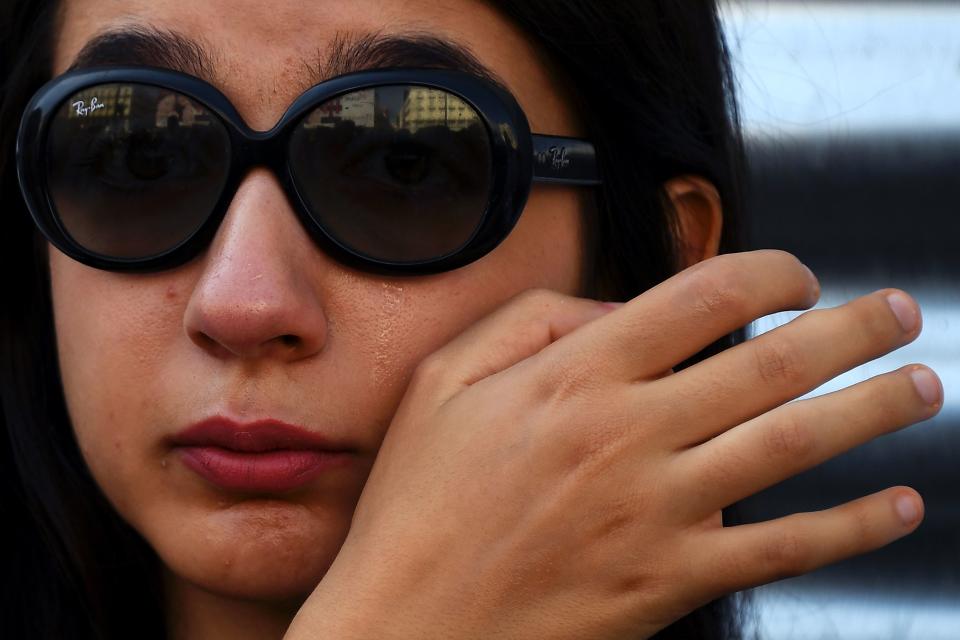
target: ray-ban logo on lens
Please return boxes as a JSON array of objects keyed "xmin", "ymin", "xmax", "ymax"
[
  {"xmin": 536, "ymin": 146, "xmax": 571, "ymax": 171},
  {"xmin": 72, "ymin": 97, "xmax": 105, "ymax": 117}
]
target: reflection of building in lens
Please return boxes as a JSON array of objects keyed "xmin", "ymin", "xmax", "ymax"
[
  {"xmin": 63, "ymin": 84, "xmax": 214, "ymax": 132},
  {"xmin": 155, "ymin": 93, "xmax": 208, "ymax": 128},
  {"xmin": 399, "ymin": 89, "xmax": 478, "ymax": 133},
  {"xmin": 302, "ymin": 89, "xmax": 376, "ymax": 129}
]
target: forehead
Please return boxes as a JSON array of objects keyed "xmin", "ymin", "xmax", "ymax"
[{"xmin": 53, "ymin": 0, "xmax": 579, "ymax": 134}]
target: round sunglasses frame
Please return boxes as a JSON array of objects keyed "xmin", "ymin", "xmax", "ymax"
[{"xmin": 17, "ymin": 66, "xmax": 600, "ymax": 275}]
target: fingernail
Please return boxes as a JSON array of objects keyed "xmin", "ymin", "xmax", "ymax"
[
  {"xmin": 895, "ymin": 494, "xmax": 922, "ymax": 526},
  {"xmin": 802, "ymin": 263, "xmax": 820, "ymax": 305},
  {"xmin": 910, "ymin": 367, "xmax": 942, "ymax": 406},
  {"xmin": 886, "ymin": 292, "xmax": 919, "ymax": 333}
]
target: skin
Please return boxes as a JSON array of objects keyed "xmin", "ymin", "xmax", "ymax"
[
  {"xmin": 48, "ymin": 1, "xmax": 943, "ymax": 639},
  {"xmin": 288, "ymin": 257, "xmax": 941, "ymax": 640},
  {"xmin": 50, "ymin": 1, "xmax": 723, "ymax": 638}
]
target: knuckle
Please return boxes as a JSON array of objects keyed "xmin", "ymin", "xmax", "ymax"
[
  {"xmin": 514, "ymin": 287, "xmax": 561, "ymax": 311},
  {"xmin": 763, "ymin": 413, "xmax": 816, "ymax": 462},
  {"xmin": 566, "ymin": 422, "xmax": 626, "ymax": 471},
  {"xmin": 739, "ymin": 250, "xmax": 819, "ymax": 305},
  {"xmin": 594, "ymin": 495, "xmax": 639, "ymax": 541},
  {"xmin": 849, "ymin": 504, "xmax": 876, "ymax": 546},
  {"xmin": 411, "ymin": 352, "xmax": 449, "ymax": 387},
  {"xmin": 848, "ymin": 297, "xmax": 891, "ymax": 342},
  {"xmin": 866, "ymin": 377, "xmax": 906, "ymax": 421},
  {"xmin": 696, "ymin": 445, "xmax": 745, "ymax": 492},
  {"xmin": 762, "ymin": 530, "xmax": 810, "ymax": 579},
  {"xmin": 726, "ymin": 249, "xmax": 801, "ymax": 274},
  {"xmin": 538, "ymin": 392, "xmax": 625, "ymax": 475},
  {"xmin": 753, "ymin": 337, "xmax": 806, "ymax": 386},
  {"xmin": 534, "ymin": 345, "xmax": 605, "ymax": 406},
  {"xmin": 685, "ymin": 266, "xmax": 745, "ymax": 317},
  {"xmin": 759, "ymin": 249, "xmax": 804, "ymax": 270}
]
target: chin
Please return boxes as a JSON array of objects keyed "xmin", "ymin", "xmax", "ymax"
[
  {"xmin": 162, "ymin": 537, "xmax": 339, "ymax": 602},
  {"xmin": 149, "ymin": 499, "xmax": 350, "ymax": 602},
  {"xmin": 186, "ymin": 563, "xmax": 330, "ymax": 602}
]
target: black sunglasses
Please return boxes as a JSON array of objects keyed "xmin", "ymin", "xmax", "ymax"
[{"xmin": 16, "ymin": 66, "xmax": 601, "ymax": 275}]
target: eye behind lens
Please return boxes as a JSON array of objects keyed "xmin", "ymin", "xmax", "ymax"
[
  {"xmin": 289, "ymin": 84, "xmax": 493, "ymax": 263},
  {"xmin": 382, "ymin": 140, "xmax": 432, "ymax": 185},
  {"xmin": 46, "ymin": 82, "xmax": 231, "ymax": 259}
]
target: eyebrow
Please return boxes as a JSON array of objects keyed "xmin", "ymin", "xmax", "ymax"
[{"xmin": 68, "ymin": 25, "xmax": 507, "ymax": 91}]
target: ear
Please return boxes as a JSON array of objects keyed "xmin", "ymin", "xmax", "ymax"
[{"xmin": 664, "ymin": 176, "xmax": 724, "ymax": 269}]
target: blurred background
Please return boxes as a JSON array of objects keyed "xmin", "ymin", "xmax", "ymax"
[{"xmin": 721, "ymin": 1, "xmax": 959, "ymax": 638}]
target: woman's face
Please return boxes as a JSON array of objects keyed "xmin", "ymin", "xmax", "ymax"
[{"xmin": 51, "ymin": 0, "xmax": 587, "ymax": 603}]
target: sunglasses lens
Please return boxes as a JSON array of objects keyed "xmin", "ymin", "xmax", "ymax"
[
  {"xmin": 46, "ymin": 83, "xmax": 230, "ymax": 259},
  {"xmin": 289, "ymin": 86, "xmax": 492, "ymax": 263}
]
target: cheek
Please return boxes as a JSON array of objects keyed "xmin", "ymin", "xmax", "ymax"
[
  {"xmin": 320, "ymin": 188, "xmax": 586, "ymax": 436},
  {"xmin": 50, "ymin": 251, "xmax": 186, "ymax": 506},
  {"xmin": 489, "ymin": 186, "xmax": 588, "ymax": 293},
  {"xmin": 353, "ymin": 186, "xmax": 587, "ymax": 387}
]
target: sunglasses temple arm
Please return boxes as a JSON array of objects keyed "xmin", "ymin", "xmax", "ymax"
[{"xmin": 531, "ymin": 135, "xmax": 602, "ymax": 186}]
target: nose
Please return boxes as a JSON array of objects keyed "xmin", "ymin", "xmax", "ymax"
[{"xmin": 183, "ymin": 169, "xmax": 328, "ymax": 362}]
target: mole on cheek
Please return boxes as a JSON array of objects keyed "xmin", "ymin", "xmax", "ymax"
[{"xmin": 165, "ymin": 285, "xmax": 178, "ymax": 302}]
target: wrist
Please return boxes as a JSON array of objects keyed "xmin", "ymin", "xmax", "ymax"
[{"xmin": 283, "ymin": 554, "xmax": 453, "ymax": 640}]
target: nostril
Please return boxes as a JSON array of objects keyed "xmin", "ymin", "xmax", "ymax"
[
  {"xmin": 279, "ymin": 334, "xmax": 300, "ymax": 348},
  {"xmin": 189, "ymin": 330, "xmax": 234, "ymax": 359},
  {"xmin": 191, "ymin": 330, "xmax": 303, "ymax": 357},
  {"xmin": 195, "ymin": 332, "xmax": 218, "ymax": 351}
]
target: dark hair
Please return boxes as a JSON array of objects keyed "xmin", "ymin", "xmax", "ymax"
[{"xmin": 0, "ymin": 1, "xmax": 749, "ymax": 638}]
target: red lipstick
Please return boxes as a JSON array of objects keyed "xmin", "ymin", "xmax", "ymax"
[{"xmin": 170, "ymin": 418, "xmax": 355, "ymax": 493}]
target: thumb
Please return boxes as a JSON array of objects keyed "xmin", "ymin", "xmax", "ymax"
[{"xmin": 415, "ymin": 289, "xmax": 622, "ymax": 405}]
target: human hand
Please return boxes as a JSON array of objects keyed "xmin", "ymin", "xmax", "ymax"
[{"xmin": 285, "ymin": 250, "xmax": 941, "ymax": 640}]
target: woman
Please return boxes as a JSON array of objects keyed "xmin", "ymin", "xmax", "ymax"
[{"xmin": 0, "ymin": 1, "xmax": 941, "ymax": 638}]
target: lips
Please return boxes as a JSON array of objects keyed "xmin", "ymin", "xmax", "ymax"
[{"xmin": 169, "ymin": 418, "xmax": 355, "ymax": 493}]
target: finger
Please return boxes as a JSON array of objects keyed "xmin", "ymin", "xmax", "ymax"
[
  {"xmin": 672, "ymin": 365, "xmax": 942, "ymax": 516},
  {"xmin": 538, "ymin": 250, "xmax": 820, "ymax": 383},
  {"xmin": 648, "ymin": 289, "xmax": 923, "ymax": 449},
  {"xmin": 686, "ymin": 487, "xmax": 923, "ymax": 603},
  {"xmin": 414, "ymin": 289, "xmax": 618, "ymax": 404}
]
